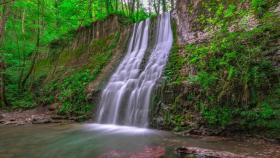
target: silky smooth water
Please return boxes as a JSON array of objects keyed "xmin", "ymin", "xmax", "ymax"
[
  {"xmin": 97, "ymin": 13, "xmax": 173, "ymax": 127},
  {"xmin": 0, "ymin": 124, "xmax": 278, "ymax": 158}
]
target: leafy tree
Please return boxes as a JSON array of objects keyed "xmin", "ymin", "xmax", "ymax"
[{"xmin": 0, "ymin": 0, "xmax": 173, "ymax": 109}]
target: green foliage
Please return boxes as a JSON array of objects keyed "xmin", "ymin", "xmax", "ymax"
[
  {"xmin": 251, "ymin": 0, "xmax": 266, "ymax": 13},
  {"xmin": 250, "ymin": 0, "xmax": 279, "ymax": 17},
  {"xmin": 38, "ymin": 32, "xmax": 119, "ymax": 116},
  {"xmin": 224, "ymin": 4, "xmax": 236, "ymax": 18},
  {"xmin": 188, "ymin": 16, "xmax": 279, "ymax": 102},
  {"xmin": 164, "ymin": 20, "xmax": 187, "ymax": 83},
  {"xmin": 163, "ymin": 1, "xmax": 280, "ymax": 132},
  {"xmin": 56, "ymin": 70, "xmax": 93, "ymax": 115},
  {"xmin": 201, "ymin": 107, "xmax": 233, "ymax": 127},
  {"xmin": 199, "ymin": 2, "xmax": 239, "ymax": 32},
  {"xmin": 185, "ymin": 13, "xmax": 280, "ymax": 128},
  {"xmin": 164, "ymin": 44, "xmax": 183, "ymax": 83},
  {"xmin": 189, "ymin": 71, "xmax": 217, "ymax": 90},
  {"xmin": 1, "ymin": 0, "xmax": 151, "ymax": 109}
]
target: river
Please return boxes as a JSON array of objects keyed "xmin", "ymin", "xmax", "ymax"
[{"xmin": 1, "ymin": 123, "xmax": 279, "ymax": 158}]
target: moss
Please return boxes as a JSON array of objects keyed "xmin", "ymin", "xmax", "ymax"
[
  {"xmin": 34, "ymin": 31, "xmax": 121, "ymax": 116},
  {"xmin": 187, "ymin": 12, "xmax": 280, "ymax": 131},
  {"xmin": 164, "ymin": 19, "xmax": 185, "ymax": 83},
  {"xmin": 155, "ymin": 2, "xmax": 280, "ymax": 134}
]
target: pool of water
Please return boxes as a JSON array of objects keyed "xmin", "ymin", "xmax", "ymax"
[{"xmin": 0, "ymin": 124, "xmax": 279, "ymax": 158}]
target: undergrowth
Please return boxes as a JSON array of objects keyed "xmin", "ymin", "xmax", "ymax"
[
  {"xmin": 163, "ymin": 1, "xmax": 280, "ymax": 134},
  {"xmin": 36, "ymin": 32, "xmax": 120, "ymax": 116}
]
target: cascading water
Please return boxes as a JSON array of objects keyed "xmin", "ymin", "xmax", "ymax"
[{"xmin": 97, "ymin": 13, "xmax": 173, "ymax": 127}]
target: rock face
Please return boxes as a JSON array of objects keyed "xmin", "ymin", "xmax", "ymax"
[
  {"xmin": 274, "ymin": 2, "xmax": 280, "ymax": 15},
  {"xmin": 172, "ymin": 0, "xmax": 208, "ymax": 45},
  {"xmin": 86, "ymin": 26, "xmax": 131, "ymax": 105},
  {"xmin": 71, "ymin": 15, "xmax": 122, "ymax": 49}
]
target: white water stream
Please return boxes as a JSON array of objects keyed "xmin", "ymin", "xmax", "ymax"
[{"xmin": 97, "ymin": 13, "xmax": 173, "ymax": 127}]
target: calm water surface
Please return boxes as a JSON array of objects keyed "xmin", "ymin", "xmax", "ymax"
[{"xmin": 0, "ymin": 124, "xmax": 279, "ymax": 158}]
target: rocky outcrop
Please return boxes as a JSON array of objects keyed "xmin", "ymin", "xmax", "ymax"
[
  {"xmin": 0, "ymin": 108, "xmax": 60, "ymax": 125},
  {"xmin": 86, "ymin": 26, "xmax": 131, "ymax": 97},
  {"xmin": 172, "ymin": 0, "xmax": 208, "ymax": 45},
  {"xmin": 72, "ymin": 15, "xmax": 122, "ymax": 49}
]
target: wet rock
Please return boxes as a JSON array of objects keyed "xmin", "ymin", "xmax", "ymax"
[
  {"xmin": 176, "ymin": 147, "xmax": 197, "ymax": 158},
  {"xmin": 4, "ymin": 121, "xmax": 16, "ymax": 125},
  {"xmin": 69, "ymin": 115, "xmax": 90, "ymax": 122},
  {"xmin": 48, "ymin": 103, "xmax": 59, "ymax": 111},
  {"xmin": 176, "ymin": 147, "xmax": 252, "ymax": 158},
  {"xmin": 16, "ymin": 121, "xmax": 26, "ymax": 126},
  {"xmin": 188, "ymin": 129, "xmax": 203, "ymax": 136},
  {"xmin": 9, "ymin": 118, "xmax": 16, "ymax": 122},
  {"xmin": 51, "ymin": 115, "xmax": 67, "ymax": 120},
  {"xmin": 274, "ymin": 2, "xmax": 280, "ymax": 15},
  {"xmin": 31, "ymin": 115, "xmax": 52, "ymax": 124},
  {"xmin": 98, "ymin": 146, "xmax": 165, "ymax": 158},
  {"xmin": 86, "ymin": 89, "xmax": 101, "ymax": 103},
  {"xmin": 276, "ymin": 138, "xmax": 280, "ymax": 145}
]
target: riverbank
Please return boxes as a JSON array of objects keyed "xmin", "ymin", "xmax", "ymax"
[
  {"xmin": 0, "ymin": 107, "xmax": 78, "ymax": 125},
  {"xmin": 1, "ymin": 108, "xmax": 279, "ymax": 142},
  {"xmin": 1, "ymin": 108, "xmax": 280, "ymax": 148}
]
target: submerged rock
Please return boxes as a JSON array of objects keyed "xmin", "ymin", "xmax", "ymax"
[
  {"xmin": 176, "ymin": 147, "xmax": 253, "ymax": 158},
  {"xmin": 98, "ymin": 146, "xmax": 165, "ymax": 158}
]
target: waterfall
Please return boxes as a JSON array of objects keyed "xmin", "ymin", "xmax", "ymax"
[{"xmin": 97, "ymin": 13, "xmax": 173, "ymax": 127}]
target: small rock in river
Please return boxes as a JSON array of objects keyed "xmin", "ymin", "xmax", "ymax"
[
  {"xmin": 176, "ymin": 146, "xmax": 252, "ymax": 158},
  {"xmin": 31, "ymin": 115, "xmax": 52, "ymax": 124}
]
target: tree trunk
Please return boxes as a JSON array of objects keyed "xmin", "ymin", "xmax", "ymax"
[
  {"xmin": 0, "ymin": 1, "xmax": 9, "ymax": 40},
  {"xmin": 153, "ymin": 0, "xmax": 159, "ymax": 14},
  {"xmin": 171, "ymin": 0, "xmax": 174, "ymax": 10},
  {"xmin": 0, "ymin": 0, "xmax": 11, "ymax": 107},
  {"xmin": 18, "ymin": 7, "xmax": 27, "ymax": 90},
  {"xmin": 162, "ymin": 0, "xmax": 167, "ymax": 12},
  {"xmin": 0, "ymin": 62, "xmax": 9, "ymax": 107},
  {"xmin": 21, "ymin": 0, "xmax": 41, "ymax": 89},
  {"xmin": 55, "ymin": 0, "xmax": 60, "ymax": 27},
  {"xmin": 115, "ymin": 0, "xmax": 118, "ymax": 12},
  {"xmin": 88, "ymin": 0, "xmax": 93, "ymax": 19}
]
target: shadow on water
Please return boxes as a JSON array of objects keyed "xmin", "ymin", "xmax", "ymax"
[{"xmin": 0, "ymin": 124, "xmax": 279, "ymax": 158}]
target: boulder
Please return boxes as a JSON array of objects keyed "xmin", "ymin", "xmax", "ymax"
[
  {"xmin": 48, "ymin": 103, "xmax": 59, "ymax": 111},
  {"xmin": 31, "ymin": 115, "xmax": 52, "ymax": 124},
  {"xmin": 176, "ymin": 147, "xmax": 252, "ymax": 158}
]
